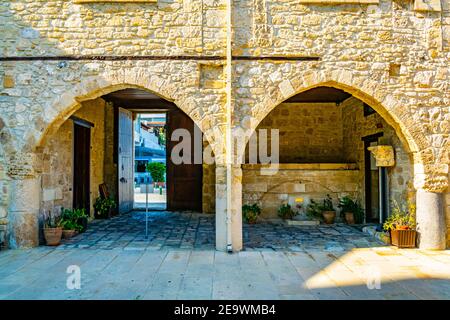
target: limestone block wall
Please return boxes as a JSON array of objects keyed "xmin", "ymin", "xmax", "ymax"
[
  {"xmin": 249, "ymin": 103, "xmax": 344, "ymax": 163},
  {"xmin": 3, "ymin": 0, "xmax": 226, "ymax": 56},
  {"xmin": 202, "ymin": 163, "xmax": 216, "ymax": 213},
  {"xmin": 40, "ymin": 119, "xmax": 73, "ymax": 215},
  {"xmin": 103, "ymin": 102, "xmax": 117, "ymax": 201},
  {"xmin": 242, "ymin": 163, "xmax": 359, "ymax": 218},
  {"xmin": 0, "ymin": 151, "xmax": 8, "ymax": 246},
  {"xmin": 342, "ymin": 97, "xmax": 414, "ymax": 209},
  {"xmin": 40, "ymin": 98, "xmax": 106, "ymax": 218},
  {"xmin": 446, "ymin": 179, "xmax": 450, "ymax": 247}
]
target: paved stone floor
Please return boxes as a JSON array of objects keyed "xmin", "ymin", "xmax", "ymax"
[
  {"xmin": 55, "ymin": 211, "xmax": 383, "ymax": 252},
  {"xmin": 1, "ymin": 212, "xmax": 449, "ymax": 300}
]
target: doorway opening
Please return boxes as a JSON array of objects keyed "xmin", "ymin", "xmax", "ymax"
[
  {"xmin": 103, "ymin": 88, "xmax": 204, "ymax": 213},
  {"xmin": 134, "ymin": 113, "xmax": 167, "ymax": 210}
]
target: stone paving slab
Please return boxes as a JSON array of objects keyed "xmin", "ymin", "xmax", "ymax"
[
  {"xmin": 1, "ymin": 212, "xmax": 449, "ymax": 300},
  {"xmin": 54, "ymin": 211, "xmax": 384, "ymax": 252},
  {"xmin": 1, "ymin": 246, "xmax": 449, "ymax": 300}
]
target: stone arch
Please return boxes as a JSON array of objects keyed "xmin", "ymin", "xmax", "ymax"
[
  {"xmin": 237, "ymin": 68, "xmax": 447, "ymax": 188},
  {"xmin": 35, "ymin": 72, "xmax": 219, "ymax": 157}
]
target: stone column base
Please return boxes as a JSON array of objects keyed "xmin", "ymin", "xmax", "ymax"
[
  {"xmin": 215, "ymin": 165, "xmax": 243, "ymax": 252},
  {"xmin": 7, "ymin": 178, "xmax": 40, "ymax": 249},
  {"xmin": 416, "ymin": 189, "xmax": 446, "ymax": 250}
]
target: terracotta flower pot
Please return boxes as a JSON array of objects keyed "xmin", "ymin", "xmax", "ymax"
[
  {"xmin": 44, "ymin": 227, "xmax": 62, "ymax": 246},
  {"xmin": 322, "ymin": 211, "xmax": 336, "ymax": 224},
  {"xmin": 390, "ymin": 229, "xmax": 416, "ymax": 248},
  {"xmin": 344, "ymin": 212, "xmax": 355, "ymax": 224},
  {"xmin": 62, "ymin": 229, "xmax": 77, "ymax": 239}
]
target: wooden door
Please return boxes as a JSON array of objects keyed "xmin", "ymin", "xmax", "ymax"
[
  {"xmin": 118, "ymin": 107, "xmax": 134, "ymax": 214},
  {"xmin": 167, "ymin": 109, "xmax": 202, "ymax": 211},
  {"xmin": 73, "ymin": 123, "xmax": 91, "ymax": 214}
]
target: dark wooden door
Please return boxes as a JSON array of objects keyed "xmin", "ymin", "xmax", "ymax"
[
  {"xmin": 166, "ymin": 109, "xmax": 202, "ymax": 211},
  {"xmin": 73, "ymin": 123, "xmax": 91, "ymax": 214}
]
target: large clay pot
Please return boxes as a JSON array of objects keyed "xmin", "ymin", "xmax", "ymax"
[
  {"xmin": 322, "ymin": 211, "xmax": 336, "ymax": 224},
  {"xmin": 344, "ymin": 212, "xmax": 355, "ymax": 224},
  {"xmin": 44, "ymin": 227, "xmax": 63, "ymax": 246},
  {"xmin": 62, "ymin": 229, "xmax": 77, "ymax": 239}
]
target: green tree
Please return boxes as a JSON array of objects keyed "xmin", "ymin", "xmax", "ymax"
[{"xmin": 146, "ymin": 162, "xmax": 166, "ymax": 183}]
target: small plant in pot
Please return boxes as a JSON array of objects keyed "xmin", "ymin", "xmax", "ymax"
[
  {"xmin": 278, "ymin": 203, "xmax": 297, "ymax": 220},
  {"xmin": 43, "ymin": 212, "xmax": 62, "ymax": 246},
  {"xmin": 61, "ymin": 208, "xmax": 86, "ymax": 239},
  {"xmin": 320, "ymin": 194, "xmax": 336, "ymax": 224},
  {"xmin": 338, "ymin": 196, "xmax": 364, "ymax": 224},
  {"xmin": 383, "ymin": 201, "xmax": 416, "ymax": 248},
  {"xmin": 242, "ymin": 203, "xmax": 261, "ymax": 224},
  {"xmin": 94, "ymin": 197, "xmax": 116, "ymax": 219}
]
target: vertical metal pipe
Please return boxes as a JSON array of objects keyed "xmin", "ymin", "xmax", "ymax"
[
  {"xmin": 145, "ymin": 174, "xmax": 149, "ymax": 238},
  {"xmin": 225, "ymin": 0, "xmax": 233, "ymax": 252}
]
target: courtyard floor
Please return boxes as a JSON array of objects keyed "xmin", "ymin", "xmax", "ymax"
[{"xmin": 0, "ymin": 211, "xmax": 449, "ymax": 300}]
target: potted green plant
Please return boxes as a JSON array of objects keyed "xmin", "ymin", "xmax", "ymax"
[
  {"xmin": 73, "ymin": 208, "xmax": 89, "ymax": 232},
  {"xmin": 43, "ymin": 212, "xmax": 62, "ymax": 246},
  {"xmin": 278, "ymin": 203, "xmax": 297, "ymax": 220},
  {"xmin": 242, "ymin": 203, "xmax": 261, "ymax": 224},
  {"xmin": 60, "ymin": 208, "xmax": 87, "ymax": 239},
  {"xmin": 338, "ymin": 196, "xmax": 364, "ymax": 224},
  {"xmin": 383, "ymin": 201, "xmax": 416, "ymax": 248},
  {"xmin": 306, "ymin": 195, "xmax": 336, "ymax": 224},
  {"xmin": 306, "ymin": 199, "xmax": 323, "ymax": 221},
  {"xmin": 94, "ymin": 197, "xmax": 116, "ymax": 219},
  {"xmin": 146, "ymin": 162, "xmax": 166, "ymax": 192}
]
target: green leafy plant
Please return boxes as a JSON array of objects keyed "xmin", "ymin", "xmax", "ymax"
[
  {"xmin": 93, "ymin": 197, "xmax": 116, "ymax": 217},
  {"xmin": 278, "ymin": 203, "xmax": 297, "ymax": 220},
  {"xmin": 242, "ymin": 203, "xmax": 261, "ymax": 224},
  {"xmin": 146, "ymin": 162, "xmax": 166, "ymax": 183},
  {"xmin": 338, "ymin": 196, "xmax": 364, "ymax": 224},
  {"xmin": 44, "ymin": 212, "xmax": 62, "ymax": 229},
  {"xmin": 306, "ymin": 195, "xmax": 336, "ymax": 220},
  {"xmin": 305, "ymin": 199, "xmax": 322, "ymax": 219},
  {"xmin": 383, "ymin": 200, "xmax": 416, "ymax": 231},
  {"xmin": 321, "ymin": 194, "xmax": 335, "ymax": 211},
  {"xmin": 60, "ymin": 208, "xmax": 87, "ymax": 231}
]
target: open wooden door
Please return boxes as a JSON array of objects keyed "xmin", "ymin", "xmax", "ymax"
[
  {"xmin": 73, "ymin": 123, "xmax": 91, "ymax": 214},
  {"xmin": 118, "ymin": 107, "xmax": 134, "ymax": 214},
  {"xmin": 167, "ymin": 109, "xmax": 202, "ymax": 211}
]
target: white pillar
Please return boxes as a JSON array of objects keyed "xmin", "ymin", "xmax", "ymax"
[
  {"xmin": 8, "ymin": 177, "xmax": 40, "ymax": 248},
  {"xmin": 416, "ymin": 189, "xmax": 446, "ymax": 250},
  {"xmin": 215, "ymin": 165, "xmax": 243, "ymax": 252}
]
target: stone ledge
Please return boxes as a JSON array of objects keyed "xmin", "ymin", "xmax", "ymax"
[
  {"xmin": 297, "ymin": 0, "xmax": 379, "ymax": 4},
  {"xmin": 74, "ymin": 0, "xmax": 157, "ymax": 3},
  {"xmin": 242, "ymin": 163, "xmax": 358, "ymax": 170}
]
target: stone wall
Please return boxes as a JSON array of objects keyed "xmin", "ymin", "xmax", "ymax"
[
  {"xmin": 342, "ymin": 97, "xmax": 415, "ymax": 210},
  {"xmin": 0, "ymin": 147, "xmax": 8, "ymax": 247},
  {"xmin": 248, "ymin": 103, "xmax": 343, "ymax": 163},
  {"xmin": 446, "ymin": 180, "xmax": 450, "ymax": 247},
  {"xmin": 40, "ymin": 98, "xmax": 106, "ymax": 218},
  {"xmin": 103, "ymin": 102, "xmax": 117, "ymax": 201},
  {"xmin": 202, "ymin": 164, "xmax": 216, "ymax": 214},
  {"xmin": 242, "ymin": 163, "xmax": 359, "ymax": 218},
  {"xmin": 0, "ymin": 0, "xmax": 448, "ymax": 249}
]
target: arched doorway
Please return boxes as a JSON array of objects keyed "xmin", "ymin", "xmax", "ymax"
[
  {"xmin": 242, "ymin": 86, "xmax": 415, "ymax": 245},
  {"xmin": 36, "ymin": 87, "xmax": 216, "ymax": 245}
]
